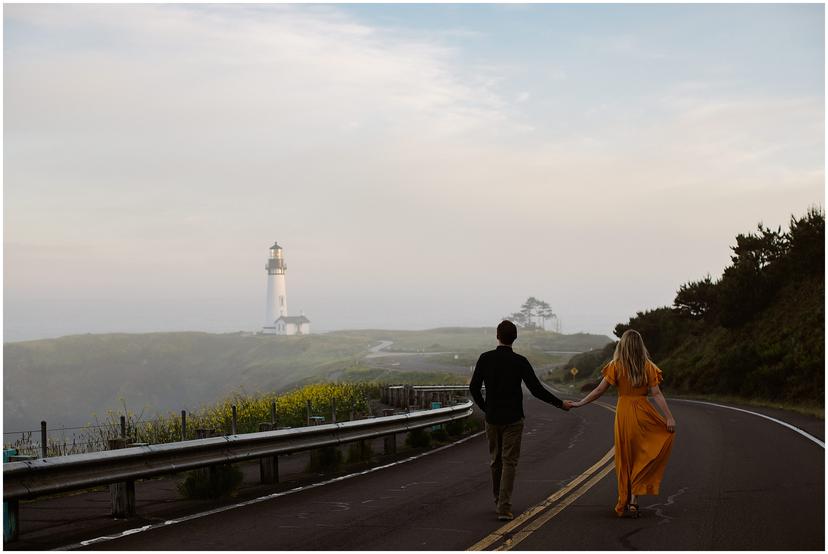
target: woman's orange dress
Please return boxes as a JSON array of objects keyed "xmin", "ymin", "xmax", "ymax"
[{"xmin": 602, "ymin": 360, "xmax": 675, "ymax": 516}]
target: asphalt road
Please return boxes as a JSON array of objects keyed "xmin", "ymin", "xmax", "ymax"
[{"xmin": 76, "ymin": 393, "xmax": 823, "ymax": 550}]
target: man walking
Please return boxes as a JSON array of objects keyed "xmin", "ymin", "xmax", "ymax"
[{"xmin": 469, "ymin": 320, "xmax": 571, "ymax": 521}]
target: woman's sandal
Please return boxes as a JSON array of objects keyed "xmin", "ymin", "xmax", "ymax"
[{"xmin": 627, "ymin": 503, "xmax": 640, "ymax": 519}]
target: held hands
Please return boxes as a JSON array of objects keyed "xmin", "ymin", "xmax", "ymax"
[{"xmin": 562, "ymin": 400, "xmax": 580, "ymax": 411}]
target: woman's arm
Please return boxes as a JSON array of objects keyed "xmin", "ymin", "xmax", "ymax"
[
  {"xmin": 572, "ymin": 378, "xmax": 611, "ymax": 407},
  {"xmin": 649, "ymin": 384, "xmax": 676, "ymax": 432}
]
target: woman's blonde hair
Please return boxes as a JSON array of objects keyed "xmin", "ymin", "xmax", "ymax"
[{"xmin": 612, "ymin": 329, "xmax": 651, "ymax": 387}]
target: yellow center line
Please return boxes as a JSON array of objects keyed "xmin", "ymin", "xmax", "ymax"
[
  {"xmin": 496, "ymin": 462, "xmax": 616, "ymax": 551},
  {"xmin": 467, "ymin": 401, "xmax": 617, "ymax": 551}
]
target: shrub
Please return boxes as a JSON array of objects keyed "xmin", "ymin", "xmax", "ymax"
[
  {"xmin": 445, "ymin": 419, "xmax": 464, "ymax": 437},
  {"xmin": 464, "ymin": 416, "xmax": 484, "ymax": 434},
  {"xmin": 431, "ymin": 428, "xmax": 449, "ymax": 443},
  {"xmin": 346, "ymin": 441, "xmax": 373, "ymax": 464},
  {"xmin": 307, "ymin": 446, "xmax": 343, "ymax": 473},
  {"xmin": 405, "ymin": 428, "xmax": 432, "ymax": 448},
  {"xmin": 177, "ymin": 464, "xmax": 243, "ymax": 499}
]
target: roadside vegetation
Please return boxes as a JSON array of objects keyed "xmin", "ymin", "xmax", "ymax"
[
  {"xmin": 4, "ymin": 327, "xmax": 609, "ymax": 434},
  {"xmin": 551, "ymin": 209, "xmax": 824, "ymax": 414}
]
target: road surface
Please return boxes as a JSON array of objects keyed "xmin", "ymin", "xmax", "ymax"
[{"xmin": 66, "ymin": 393, "xmax": 822, "ymax": 550}]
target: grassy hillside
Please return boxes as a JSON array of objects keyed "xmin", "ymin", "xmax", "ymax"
[
  {"xmin": 332, "ymin": 327, "xmax": 608, "ymax": 354},
  {"xmin": 3, "ymin": 327, "xmax": 610, "ymax": 433},
  {"xmin": 4, "ymin": 331, "xmax": 372, "ymax": 432}
]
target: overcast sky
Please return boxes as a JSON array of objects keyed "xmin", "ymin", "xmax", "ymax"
[{"xmin": 4, "ymin": 4, "xmax": 824, "ymax": 342}]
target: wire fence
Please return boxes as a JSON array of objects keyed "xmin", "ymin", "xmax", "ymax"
[{"xmin": 4, "ymin": 383, "xmax": 383, "ymax": 458}]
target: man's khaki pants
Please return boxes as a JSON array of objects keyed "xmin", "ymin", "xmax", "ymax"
[{"xmin": 486, "ymin": 418, "xmax": 524, "ymax": 515}]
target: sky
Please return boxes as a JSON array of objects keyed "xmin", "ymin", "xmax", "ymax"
[{"xmin": 3, "ymin": 3, "xmax": 825, "ymax": 342}]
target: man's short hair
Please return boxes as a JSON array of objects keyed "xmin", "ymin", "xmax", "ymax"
[{"xmin": 497, "ymin": 320, "xmax": 518, "ymax": 345}]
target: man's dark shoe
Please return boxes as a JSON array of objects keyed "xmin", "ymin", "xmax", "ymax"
[{"xmin": 497, "ymin": 511, "xmax": 514, "ymax": 521}]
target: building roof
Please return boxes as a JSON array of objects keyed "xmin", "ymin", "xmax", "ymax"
[
  {"xmin": 276, "ymin": 315, "xmax": 311, "ymax": 324},
  {"xmin": 270, "ymin": 241, "xmax": 282, "ymax": 250}
]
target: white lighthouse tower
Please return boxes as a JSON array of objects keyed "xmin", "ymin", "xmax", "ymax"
[
  {"xmin": 262, "ymin": 242, "xmax": 310, "ymax": 335},
  {"xmin": 265, "ymin": 241, "xmax": 287, "ymax": 326}
]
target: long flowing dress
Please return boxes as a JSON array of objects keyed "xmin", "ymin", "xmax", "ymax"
[{"xmin": 602, "ymin": 359, "xmax": 675, "ymax": 516}]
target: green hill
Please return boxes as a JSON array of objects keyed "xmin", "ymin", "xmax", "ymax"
[
  {"xmin": 558, "ymin": 209, "xmax": 824, "ymax": 410},
  {"xmin": 3, "ymin": 327, "xmax": 610, "ymax": 433}
]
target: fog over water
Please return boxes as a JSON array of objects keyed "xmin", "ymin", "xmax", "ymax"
[{"xmin": 4, "ymin": 4, "xmax": 824, "ymax": 342}]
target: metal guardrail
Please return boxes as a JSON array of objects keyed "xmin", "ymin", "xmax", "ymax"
[
  {"xmin": 3, "ymin": 400, "xmax": 474, "ymax": 503},
  {"xmin": 412, "ymin": 385, "xmax": 484, "ymax": 391},
  {"xmin": 382, "ymin": 384, "xmax": 485, "ymax": 410}
]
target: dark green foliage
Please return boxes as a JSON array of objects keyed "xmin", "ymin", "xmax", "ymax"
[
  {"xmin": 307, "ymin": 446, "xmax": 343, "ymax": 472},
  {"xmin": 445, "ymin": 419, "xmax": 465, "ymax": 436},
  {"xmin": 562, "ymin": 342, "xmax": 616, "ymax": 380},
  {"xmin": 346, "ymin": 441, "xmax": 373, "ymax": 464},
  {"xmin": 405, "ymin": 428, "xmax": 432, "ymax": 448},
  {"xmin": 674, "ymin": 275, "xmax": 717, "ymax": 319},
  {"xmin": 177, "ymin": 464, "xmax": 243, "ymax": 499},
  {"xmin": 462, "ymin": 416, "xmax": 484, "ymax": 434},
  {"xmin": 615, "ymin": 306, "xmax": 692, "ymax": 360},
  {"xmin": 431, "ymin": 428, "xmax": 449, "ymax": 443},
  {"xmin": 596, "ymin": 209, "xmax": 824, "ymax": 407}
]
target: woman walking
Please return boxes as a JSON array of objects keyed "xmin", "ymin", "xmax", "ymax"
[{"xmin": 568, "ymin": 329, "xmax": 676, "ymax": 517}]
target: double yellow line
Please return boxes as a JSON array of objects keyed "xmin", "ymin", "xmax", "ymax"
[{"xmin": 468, "ymin": 401, "xmax": 617, "ymax": 552}]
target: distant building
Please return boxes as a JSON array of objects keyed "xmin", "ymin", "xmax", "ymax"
[
  {"xmin": 262, "ymin": 242, "xmax": 311, "ymax": 336},
  {"xmin": 274, "ymin": 315, "xmax": 311, "ymax": 336}
]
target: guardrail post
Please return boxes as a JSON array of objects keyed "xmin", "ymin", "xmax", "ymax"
[
  {"xmin": 258, "ymin": 423, "xmax": 279, "ymax": 484},
  {"xmin": 306, "ymin": 400, "xmax": 311, "ymax": 426},
  {"xmin": 181, "ymin": 410, "xmax": 187, "ymax": 441},
  {"xmin": 231, "ymin": 405, "xmax": 238, "ymax": 435},
  {"xmin": 271, "ymin": 401, "xmax": 277, "ymax": 427},
  {"xmin": 107, "ymin": 438, "xmax": 135, "ymax": 518},
  {"xmin": 4, "ymin": 449, "xmax": 19, "ymax": 543},
  {"xmin": 384, "ymin": 434, "xmax": 396, "ymax": 456},
  {"xmin": 120, "ymin": 415, "xmax": 126, "ymax": 439},
  {"xmin": 331, "ymin": 399, "xmax": 337, "ymax": 424},
  {"xmin": 4, "ymin": 499, "xmax": 18, "ymax": 543}
]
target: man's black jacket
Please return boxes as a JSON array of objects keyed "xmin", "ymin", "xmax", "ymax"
[{"xmin": 469, "ymin": 345, "xmax": 563, "ymax": 424}]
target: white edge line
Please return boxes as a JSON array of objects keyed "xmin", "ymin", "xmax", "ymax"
[
  {"xmin": 54, "ymin": 430, "xmax": 487, "ymax": 551},
  {"xmin": 675, "ymin": 399, "xmax": 825, "ymax": 448}
]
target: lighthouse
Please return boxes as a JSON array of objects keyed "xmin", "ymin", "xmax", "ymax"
[{"xmin": 262, "ymin": 242, "xmax": 310, "ymax": 335}]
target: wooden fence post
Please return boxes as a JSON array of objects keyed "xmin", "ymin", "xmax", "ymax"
[
  {"xmin": 258, "ymin": 423, "xmax": 278, "ymax": 484},
  {"xmin": 231, "ymin": 405, "xmax": 238, "ymax": 435},
  {"xmin": 181, "ymin": 410, "xmax": 187, "ymax": 441},
  {"xmin": 384, "ymin": 434, "xmax": 397, "ymax": 456},
  {"xmin": 108, "ymin": 438, "xmax": 135, "ymax": 518},
  {"xmin": 40, "ymin": 421, "xmax": 47, "ymax": 459}
]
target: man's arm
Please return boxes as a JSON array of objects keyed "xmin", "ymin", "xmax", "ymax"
[
  {"xmin": 521, "ymin": 358, "xmax": 566, "ymax": 409},
  {"xmin": 469, "ymin": 355, "xmax": 487, "ymax": 413}
]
